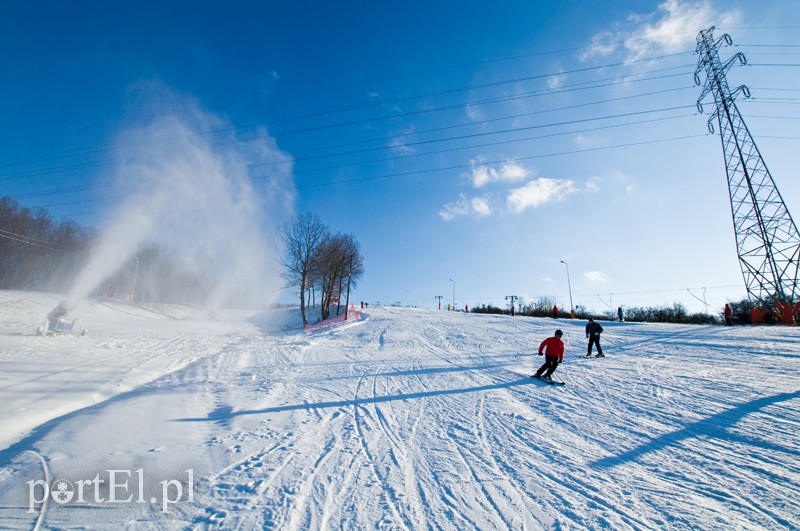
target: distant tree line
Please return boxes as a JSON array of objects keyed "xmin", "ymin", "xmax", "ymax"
[
  {"xmin": 0, "ymin": 196, "xmax": 218, "ymax": 305},
  {"xmin": 472, "ymin": 296, "xmax": 717, "ymax": 325},
  {"xmin": 620, "ymin": 303, "xmax": 717, "ymax": 325},
  {"xmin": 279, "ymin": 212, "xmax": 365, "ymax": 326},
  {"xmin": 0, "ymin": 197, "xmax": 93, "ymax": 292},
  {"xmin": 472, "ymin": 295, "xmax": 795, "ymax": 325}
]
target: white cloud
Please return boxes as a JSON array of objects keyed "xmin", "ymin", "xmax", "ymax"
[
  {"xmin": 586, "ymin": 177, "xmax": 601, "ymax": 192},
  {"xmin": 388, "ymin": 137, "xmax": 414, "ymax": 155},
  {"xmin": 465, "ymin": 103, "xmax": 483, "ymax": 121},
  {"xmin": 581, "ymin": 0, "xmax": 740, "ymax": 62},
  {"xmin": 573, "ymin": 134, "xmax": 591, "ymax": 146},
  {"xmin": 468, "ymin": 159, "xmax": 532, "ymax": 188},
  {"xmin": 439, "ymin": 194, "xmax": 492, "ymax": 221},
  {"xmin": 506, "ymin": 178, "xmax": 577, "ymax": 213},
  {"xmin": 580, "ymin": 31, "xmax": 620, "ymax": 61},
  {"xmin": 547, "ymin": 66, "xmax": 566, "ymax": 89},
  {"xmin": 625, "ymin": 0, "xmax": 720, "ymax": 60},
  {"xmin": 585, "ymin": 271, "xmax": 609, "ymax": 283},
  {"xmin": 471, "ymin": 196, "xmax": 491, "ymax": 217}
]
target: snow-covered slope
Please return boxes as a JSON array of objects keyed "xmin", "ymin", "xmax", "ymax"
[{"xmin": 0, "ymin": 291, "xmax": 798, "ymax": 529}]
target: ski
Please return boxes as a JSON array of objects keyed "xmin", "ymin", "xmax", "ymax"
[{"xmin": 530, "ymin": 375, "xmax": 566, "ymax": 385}]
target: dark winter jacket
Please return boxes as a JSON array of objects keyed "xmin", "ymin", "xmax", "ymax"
[{"xmin": 586, "ymin": 321, "xmax": 603, "ymax": 338}]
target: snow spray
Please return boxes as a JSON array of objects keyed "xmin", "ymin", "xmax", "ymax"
[{"xmin": 66, "ymin": 99, "xmax": 295, "ymax": 310}]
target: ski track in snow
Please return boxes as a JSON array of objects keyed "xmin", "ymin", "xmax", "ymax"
[{"xmin": 0, "ymin": 291, "xmax": 799, "ymax": 529}]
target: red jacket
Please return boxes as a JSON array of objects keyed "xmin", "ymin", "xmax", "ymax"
[{"xmin": 538, "ymin": 336, "xmax": 564, "ymax": 362}]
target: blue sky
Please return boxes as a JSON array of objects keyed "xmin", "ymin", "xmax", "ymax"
[{"xmin": 2, "ymin": 0, "xmax": 799, "ymax": 314}]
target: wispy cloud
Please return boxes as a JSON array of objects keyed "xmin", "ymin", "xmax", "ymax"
[
  {"xmin": 443, "ymin": 159, "xmax": 580, "ymax": 220},
  {"xmin": 468, "ymin": 159, "xmax": 531, "ymax": 188},
  {"xmin": 547, "ymin": 65, "xmax": 566, "ymax": 89},
  {"xmin": 625, "ymin": 0, "xmax": 727, "ymax": 60},
  {"xmin": 465, "ymin": 103, "xmax": 484, "ymax": 121},
  {"xmin": 585, "ymin": 271, "xmax": 609, "ymax": 283},
  {"xmin": 580, "ymin": 31, "xmax": 620, "ymax": 61},
  {"xmin": 506, "ymin": 178, "xmax": 577, "ymax": 213},
  {"xmin": 581, "ymin": 0, "xmax": 740, "ymax": 62},
  {"xmin": 439, "ymin": 194, "xmax": 492, "ymax": 221}
]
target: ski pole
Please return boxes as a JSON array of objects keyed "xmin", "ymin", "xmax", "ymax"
[{"xmin": 554, "ymin": 363, "xmax": 566, "ymax": 385}]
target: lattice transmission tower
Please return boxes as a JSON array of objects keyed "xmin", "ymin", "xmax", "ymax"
[{"xmin": 694, "ymin": 26, "xmax": 800, "ymax": 309}]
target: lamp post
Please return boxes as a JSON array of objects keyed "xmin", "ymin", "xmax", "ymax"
[
  {"xmin": 560, "ymin": 260, "xmax": 574, "ymax": 317},
  {"xmin": 129, "ymin": 256, "xmax": 139, "ymax": 302},
  {"xmin": 449, "ymin": 278, "xmax": 455, "ymax": 311}
]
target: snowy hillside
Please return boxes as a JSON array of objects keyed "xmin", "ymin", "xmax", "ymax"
[{"xmin": 0, "ymin": 290, "xmax": 798, "ymax": 529}]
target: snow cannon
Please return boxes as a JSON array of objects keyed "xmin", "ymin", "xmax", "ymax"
[
  {"xmin": 47, "ymin": 300, "xmax": 69, "ymax": 322},
  {"xmin": 36, "ymin": 300, "xmax": 85, "ymax": 336}
]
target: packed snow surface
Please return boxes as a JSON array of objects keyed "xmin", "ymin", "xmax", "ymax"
[{"xmin": 0, "ymin": 290, "xmax": 798, "ymax": 529}]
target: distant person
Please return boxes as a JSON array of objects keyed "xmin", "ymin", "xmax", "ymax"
[
  {"xmin": 617, "ymin": 306, "xmax": 624, "ymax": 322},
  {"xmin": 724, "ymin": 303, "xmax": 732, "ymax": 325},
  {"xmin": 534, "ymin": 329, "xmax": 565, "ymax": 380},
  {"xmin": 552, "ymin": 305, "xmax": 558, "ymax": 319},
  {"xmin": 586, "ymin": 318, "xmax": 604, "ymax": 357}
]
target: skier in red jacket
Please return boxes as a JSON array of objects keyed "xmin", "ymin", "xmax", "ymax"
[{"xmin": 534, "ymin": 329, "xmax": 565, "ymax": 380}]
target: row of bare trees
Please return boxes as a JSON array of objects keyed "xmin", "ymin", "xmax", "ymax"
[
  {"xmin": 279, "ymin": 212, "xmax": 365, "ymax": 325},
  {"xmin": 0, "ymin": 197, "xmax": 94, "ymax": 292},
  {"xmin": 1, "ymin": 196, "xmax": 218, "ymax": 306}
]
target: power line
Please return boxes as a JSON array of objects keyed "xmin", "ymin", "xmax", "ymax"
[
  {"xmin": 0, "ymin": 228, "xmax": 64, "ymax": 252},
  {"xmin": 282, "ymin": 109, "xmax": 696, "ymax": 178},
  {"xmin": 28, "ymin": 131, "xmax": 709, "ymax": 217},
  {"xmin": 279, "ymin": 133, "xmax": 707, "ymax": 192},
  {"xmin": 3, "ymin": 78, "xmax": 696, "ymax": 191},
  {"xmin": 5, "ymin": 32, "xmax": 797, "ymax": 221},
  {"xmin": 250, "ymin": 85, "xmax": 696, "ymax": 168},
  {"xmin": 0, "ymin": 63, "xmax": 695, "ymax": 179},
  {"xmin": 232, "ymin": 51, "xmax": 695, "ymax": 134},
  {"xmin": 23, "ymin": 106, "xmax": 696, "ymax": 207}
]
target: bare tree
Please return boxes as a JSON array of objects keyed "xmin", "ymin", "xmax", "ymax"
[
  {"xmin": 338, "ymin": 233, "xmax": 364, "ymax": 317},
  {"xmin": 317, "ymin": 233, "xmax": 364, "ymax": 320},
  {"xmin": 279, "ymin": 212, "xmax": 329, "ymax": 325}
]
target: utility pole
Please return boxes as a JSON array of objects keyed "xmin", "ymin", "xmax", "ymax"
[
  {"xmin": 449, "ymin": 279, "xmax": 455, "ymax": 311},
  {"xmin": 435, "ymin": 295, "xmax": 444, "ymax": 310},
  {"xmin": 505, "ymin": 295, "xmax": 518, "ymax": 316},
  {"xmin": 560, "ymin": 260, "xmax": 574, "ymax": 318},
  {"xmin": 129, "ymin": 256, "xmax": 139, "ymax": 302},
  {"xmin": 695, "ymin": 27, "xmax": 800, "ymax": 320}
]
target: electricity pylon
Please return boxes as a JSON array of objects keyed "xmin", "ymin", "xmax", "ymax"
[{"xmin": 695, "ymin": 26, "xmax": 800, "ymax": 314}]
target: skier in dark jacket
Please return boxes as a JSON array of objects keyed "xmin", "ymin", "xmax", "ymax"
[
  {"xmin": 585, "ymin": 318, "xmax": 604, "ymax": 357},
  {"xmin": 534, "ymin": 329, "xmax": 565, "ymax": 380}
]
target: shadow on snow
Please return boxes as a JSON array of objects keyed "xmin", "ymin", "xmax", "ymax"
[
  {"xmin": 592, "ymin": 390, "xmax": 800, "ymax": 469},
  {"xmin": 177, "ymin": 376, "xmax": 536, "ymax": 424}
]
